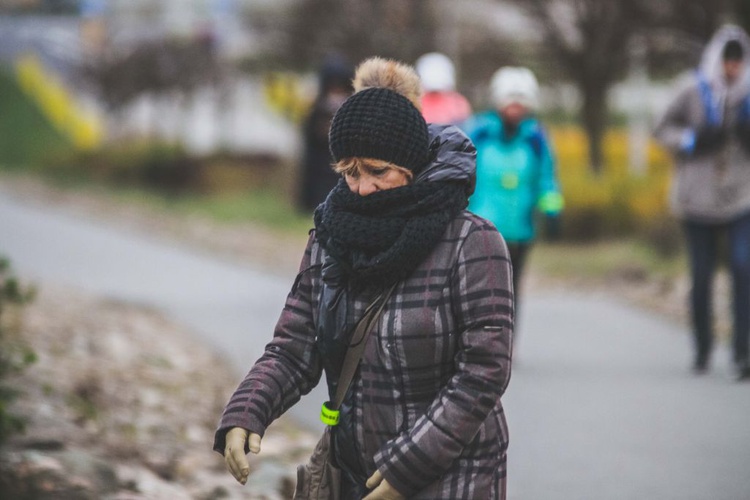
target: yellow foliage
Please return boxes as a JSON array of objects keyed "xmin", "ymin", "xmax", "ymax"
[
  {"xmin": 262, "ymin": 72, "xmax": 311, "ymax": 124},
  {"xmin": 549, "ymin": 125, "xmax": 673, "ymax": 238}
]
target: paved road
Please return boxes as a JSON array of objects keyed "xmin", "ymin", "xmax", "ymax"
[
  {"xmin": 2, "ymin": 190, "xmax": 749, "ymax": 499},
  {"xmin": 507, "ymin": 294, "xmax": 750, "ymax": 499},
  {"xmin": 0, "ymin": 190, "xmax": 328, "ymax": 428}
]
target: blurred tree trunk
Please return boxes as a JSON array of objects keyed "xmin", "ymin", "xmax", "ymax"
[
  {"xmin": 581, "ymin": 80, "xmax": 607, "ymax": 174},
  {"xmin": 509, "ymin": 0, "xmax": 736, "ymax": 174},
  {"xmin": 511, "ymin": 0, "xmax": 649, "ymax": 174}
]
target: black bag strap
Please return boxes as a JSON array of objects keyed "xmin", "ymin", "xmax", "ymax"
[{"xmin": 331, "ymin": 282, "xmax": 397, "ymax": 410}]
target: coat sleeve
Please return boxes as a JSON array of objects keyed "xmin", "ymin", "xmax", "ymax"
[
  {"xmin": 653, "ymin": 81, "xmax": 697, "ymax": 156},
  {"xmin": 534, "ymin": 127, "xmax": 564, "ymax": 215},
  {"xmin": 213, "ymin": 233, "xmax": 322, "ymax": 454},
  {"xmin": 373, "ymin": 220, "xmax": 514, "ymax": 496}
]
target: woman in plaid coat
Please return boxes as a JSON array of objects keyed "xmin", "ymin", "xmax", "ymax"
[{"xmin": 214, "ymin": 58, "xmax": 514, "ymax": 499}]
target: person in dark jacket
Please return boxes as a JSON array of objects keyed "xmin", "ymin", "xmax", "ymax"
[
  {"xmin": 214, "ymin": 58, "xmax": 514, "ymax": 499},
  {"xmin": 654, "ymin": 25, "xmax": 750, "ymax": 378},
  {"xmin": 297, "ymin": 54, "xmax": 354, "ymax": 212}
]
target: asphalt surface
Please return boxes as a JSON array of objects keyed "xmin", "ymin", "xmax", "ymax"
[{"xmin": 2, "ymin": 190, "xmax": 749, "ymax": 500}]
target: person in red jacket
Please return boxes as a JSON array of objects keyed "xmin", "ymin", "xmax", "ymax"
[{"xmin": 415, "ymin": 52, "xmax": 472, "ymax": 126}]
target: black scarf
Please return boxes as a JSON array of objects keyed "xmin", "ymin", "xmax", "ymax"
[{"xmin": 313, "ymin": 177, "xmax": 468, "ymax": 289}]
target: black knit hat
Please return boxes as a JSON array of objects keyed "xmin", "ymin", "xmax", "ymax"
[{"xmin": 329, "ymin": 87, "xmax": 429, "ymax": 173}]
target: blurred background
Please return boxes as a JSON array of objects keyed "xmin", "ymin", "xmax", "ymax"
[
  {"xmin": 3, "ymin": 0, "xmax": 750, "ymax": 247},
  {"xmin": 2, "ymin": 1, "xmax": 750, "ymax": 499}
]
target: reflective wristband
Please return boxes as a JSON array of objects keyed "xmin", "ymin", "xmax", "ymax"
[
  {"xmin": 538, "ymin": 192, "xmax": 564, "ymax": 213},
  {"xmin": 320, "ymin": 401, "xmax": 340, "ymax": 426}
]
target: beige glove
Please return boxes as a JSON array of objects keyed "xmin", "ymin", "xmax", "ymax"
[
  {"xmin": 224, "ymin": 427, "xmax": 262, "ymax": 485},
  {"xmin": 363, "ymin": 469, "xmax": 405, "ymax": 500}
]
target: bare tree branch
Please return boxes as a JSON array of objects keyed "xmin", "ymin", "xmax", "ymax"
[{"xmin": 507, "ymin": 0, "xmax": 734, "ymax": 172}]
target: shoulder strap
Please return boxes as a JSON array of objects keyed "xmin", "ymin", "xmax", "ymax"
[
  {"xmin": 527, "ymin": 128, "xmax": 544, "ymax": 159},
  {"xmin": 696, "ymin": 72, "xmax": 721, "ymax": 127},
  {"xmin": 740, "ymin": 93, "xmax": 750, "ymax": 123},
  {"xmin": 331, "ymin": 282, "xmax": 397, "ymax": 410}
]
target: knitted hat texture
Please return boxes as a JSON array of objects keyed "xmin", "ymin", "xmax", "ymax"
[{"xmin": 329, "ymin": 87, "xmax": 429, "ymax": 172}]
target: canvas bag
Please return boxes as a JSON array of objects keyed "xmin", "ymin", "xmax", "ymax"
[
  {"xmin": 293, "ymin": 426, "xmax": 341, "ymax": 500},
  {"xmin": 294, "ymin": 284, "xmax": 396, "ymax": 500}
]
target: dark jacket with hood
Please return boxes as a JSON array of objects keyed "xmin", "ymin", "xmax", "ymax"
[
  {"xmin": 215, "ymin": 124, "xmax": 513, "ymax": 499},
  {"xmin": 297, "ymin": 57, "xmax": 354, "ymax": 212}
]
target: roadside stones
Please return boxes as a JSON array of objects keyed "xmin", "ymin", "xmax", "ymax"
[{"xmin": 0, "ymin": 286, "xmax": 315, "ymax": 499}]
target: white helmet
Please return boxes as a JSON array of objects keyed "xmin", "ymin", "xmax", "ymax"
[
  {"xmin": 490, "ymin": 66, "xmax": 539, "ymax": 110},
  {"xmin": 416, "ymin": 52, "xmax": 456, "ymax": 92}
]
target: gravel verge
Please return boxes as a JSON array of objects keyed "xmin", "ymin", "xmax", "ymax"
[{"xmin": 0, "ymin": 174, "xmax": 317, "ymax": 499}]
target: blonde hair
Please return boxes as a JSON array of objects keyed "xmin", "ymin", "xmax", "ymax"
[
  {"xmin": 352, "ymin": 57, "xmax": 423, "ymax": 110},
  {"xmin": 333, "ymin": 157, "xmax": 414, "ymax": 181}
]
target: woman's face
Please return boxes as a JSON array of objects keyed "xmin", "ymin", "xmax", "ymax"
[
  {"xmin": 499, "ymin": 102, "xmax": 529, "ymax": 125},
  {"xmin": 344, "ymin": 163, "xmax": 411, "ymax": 196},
  {"xmin": 723, "ymin": 59, "xmax": 744, "ymax": 83}
]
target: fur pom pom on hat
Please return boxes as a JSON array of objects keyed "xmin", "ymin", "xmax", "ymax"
[
  {"xmin": 352, "ymin": 57, "xmax": 422, "ymax": 109},
  {"xmin": 329, "ymin": 84, "xmax": 429, "ymax": 173}
]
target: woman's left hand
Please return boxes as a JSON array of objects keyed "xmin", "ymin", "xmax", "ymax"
[{"xmin": 363, "ymin": 470, "xmax": 405, "ymax": 500}]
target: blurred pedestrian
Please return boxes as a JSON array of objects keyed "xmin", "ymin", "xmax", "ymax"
[
  {"xmin": 415, "ymin": 52, "xmax": 472, "ymax": 125},
  {"xmin": 654, "ymin": 25, "xmax": 750, "ymax": 379},
  {"xmin": 464, "ymin": 66, "xmax": 563, "ymax": 334},
  {"xmin": 297, "ymin": 54, "xmax": 354, "ymax": 212},
  {"xmin": 215, "ymin": 57, "xmax": 513, "ymax": 499}
]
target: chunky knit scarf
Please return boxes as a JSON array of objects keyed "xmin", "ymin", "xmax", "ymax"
[{"xmin": 313, "ymin": 178, "xmax": 468, "ymax": 289}]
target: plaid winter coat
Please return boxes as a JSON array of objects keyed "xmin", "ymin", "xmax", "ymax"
[{"xmin": 215, "ymin": 125, "xmax": 514, "ymax": 499}]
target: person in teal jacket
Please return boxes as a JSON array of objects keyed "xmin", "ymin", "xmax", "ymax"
[{"xmin": 465, "ymin": 66, "xmax": 563, "ymax": 327}]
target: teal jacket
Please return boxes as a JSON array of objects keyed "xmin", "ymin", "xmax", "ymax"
[{"xmin": 464, "ymin": 111, "xmax": 563, "ymax": 243}]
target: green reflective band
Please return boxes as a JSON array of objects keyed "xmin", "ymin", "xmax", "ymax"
[
  {"xmin": 320, "ymin": 402, "xmax": 340, "ymax": 426},
  {"xmin": 538, "ymin": 192, "xmax": 564, "ymax": 213}
]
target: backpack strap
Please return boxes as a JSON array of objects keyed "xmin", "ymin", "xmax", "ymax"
[
  {"xmin": 739, "ymin": 93, "xmax": 750, "ymax": 124},
  {"xmin": 696, "ymin": 72, "xmax": 721, "ymax": 127},
  {"xmin": 527, "ymin": 128, "xmax": 544, "ymax": 160}
]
